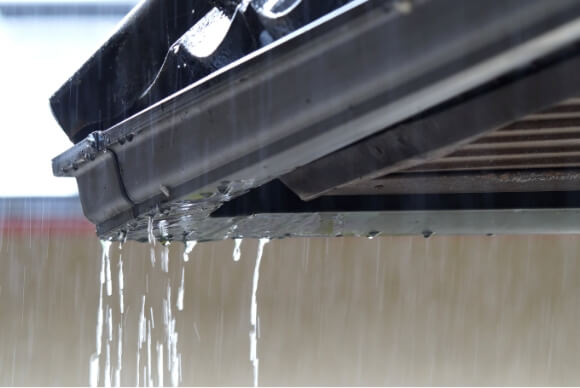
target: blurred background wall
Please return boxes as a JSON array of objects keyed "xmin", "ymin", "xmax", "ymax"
[{"xmin": 2, "ymin": 210, "xmax": 580, "ymax": 385}]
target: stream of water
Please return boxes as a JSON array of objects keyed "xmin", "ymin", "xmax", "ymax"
[{"xmin": 91, "ymin": 232, "xmax": 273, "ymax": 386}]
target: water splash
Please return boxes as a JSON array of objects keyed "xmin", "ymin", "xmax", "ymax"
[
  {"xmin": 183, "ymin": 240, "xmax": 197, "ymax": 262},
  {"xmin": 233, "ymin": 238, "xmax": 243, "ymax": 262},
  {"xmin": 249, "ymin": 238, "xmax": 270, "ymax": 387}
]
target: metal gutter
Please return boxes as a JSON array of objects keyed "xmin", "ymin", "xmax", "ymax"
[{"xmin": 51, "ymin": 0, "xmax": 580, "ymax": 240}]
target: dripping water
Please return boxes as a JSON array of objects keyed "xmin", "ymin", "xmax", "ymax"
[
  {"xmin": 177, "ymin": 266, "xmax": 185, "ymax": 311},
  {"xmin": 118, "ymin": 253, "xmax": 124, "ymax": 315},
  {"xmin": 233, "ymin": 238, "xmax": 242, "ymax": 262},
  {"xmin": 178, "ymin": 240, "xmax": 198, "ymax": 313},
  {"xmin": 91, "ymin": 240, "xmax": 112, "ymax": 387},
  {"xmin": 148, "ymin": 216, "xmax": 156, "ymax": 266},
  {"xmin": 89, "ymin": 353, "xmax": 99, "ymax": 387},
  {"xmin": 157, "ymin": 343, "xmax": 164, "ymax": 386},
  {"xmin": 147, "ymin": 320, "xmax": 152, "ymax": 387},
  {"xmin": 105, "ymin": 242, "xmax": 113, "ymax": 296},
  {"xmin": 115, "ymin": 323, "xmax": 122, "ymax": 387},
  {"xmin": 161, "ymin": 243, "xmax": 170, "ymax": 273},
  {"xmin": 104, "ymin": 342, "xmax": 111, "ymax": 388},
  {"xmin": 138, "ymin": 295, "xmax": 146, "ymax": 349},
  {"xmin": 183, "ymin": 240, "xmax": 197, "ymax": 262},
  {"xmin": 250, "ymin": 238, "xmax": 270, "ymax": 387}
]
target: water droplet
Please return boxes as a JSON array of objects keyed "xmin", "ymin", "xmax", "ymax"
[
  {"xmin": 117, "ymin": 231, "xmax": 127, "ymax": 249},
  {"xmin": 183, "ymin": 240, "xmax": 197, "ymax": 262},
  {"xmin": 233, "ymin": 238, "xmax": 242, "ymax": 262}
]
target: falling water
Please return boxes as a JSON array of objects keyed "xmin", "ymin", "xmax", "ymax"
[
  {"xmin": 183, "ymin": 240, "xmax": 197, "ymax": 262},
  {"xmin": 117, "ymin": 252, "xmax": 124, "ymax": 314},
  {"xmin": 106, "ymin": 305, "xmax": 113, "ymax": 342},
  {"xmin": 161, "ymin": 243, "xmax": 170, "ymax": 273},
  {"xmin": 178, "ymin": 240, "xmax": 197, "ymax": 312},
  {"xmin": 132, "ymin": 222, "xmax": 186, "ymax": 386},
  {"xmin": 157, "ymin": 343, "xmax": 164, "ymax": 386},
  {"xmin": 136, "ymin": 349, "xmax": 140, "ymax": 386},
  {"xmin": 94, "ymin": 233, "xmax": 274, "ymax": 386},
  {"xmin": 89, "ymin": 354, "xmax": 99, "ymax": 387},
  {"xmin": 177, "ymin": 266, "xmax": 185, "ymax": 311},
  {"xmin": 138, "ymin": 295, "xmax": 146, "ymax": 349},
  {"xmin": 91, "ymin": 240, "xmax": 112, "ymax": 387},
  {"xmin": 161, "ymin": 281, "xmax": 182, "ymax": 387},
  {"xmin": 104, "ymin": 342, "xmax": 111, "ymax": 388},
  {"xmin": 95, "ymin": 282, "xmax": 103, "ymax": 356},
  {"xmin": 115, "ymin": 323, "xmax": 123, "ymax": 387},
  {"xmin": 148, "ymin": 216, "xmax": 156, "ymax": 266},
  {"xmin": 105, "ymin": 245, "xmax": 113, "ymax": 297},
  {"xmin": 147, "ymin": 320, "xmax": 152, "ymax": 387},
  {"xmin": 250, "ymin": 238, "xmax": 270, "ymax": 387},
  {"xmin": 233, "ymin": 238, "xmax": 243, "ymax": 262}
]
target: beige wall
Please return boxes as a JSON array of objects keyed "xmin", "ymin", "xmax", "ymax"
[{"xmin": 1, "ymin": 234, "xmax": 580, "ymax": 386}]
